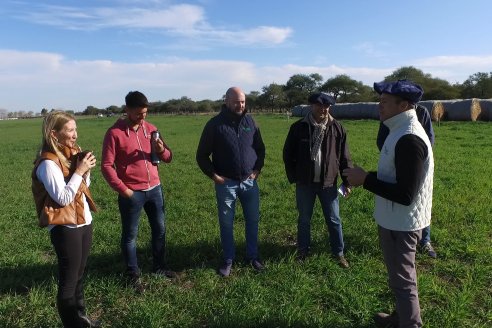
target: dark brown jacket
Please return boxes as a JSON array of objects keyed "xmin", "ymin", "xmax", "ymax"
[{"xmin": 283, "ymin": 116, "xmax": 353, "ymax": 188}]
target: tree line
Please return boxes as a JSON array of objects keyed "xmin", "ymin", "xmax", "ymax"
[{"xmin": 12, "ymin": 66, "xmax": 492, "ymax": 118}]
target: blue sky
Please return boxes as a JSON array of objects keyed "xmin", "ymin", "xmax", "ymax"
[{"xmin": 1, "ymin": 0, "xmax": 492, "ymax": 112}]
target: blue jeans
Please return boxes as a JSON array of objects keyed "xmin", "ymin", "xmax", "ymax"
[
  {"xmin": 118, "ymin": 186, "xmax": 166, "ymax": 274},
  {"xmin": 296, "ymin": 183, "xmax": 344, "ymax": 256},
  {"xmin": 420, "ymin": 225, "xmax": 431, "ymax": 246},
  {"xmin": 214, "ymin": 178, "xmax": 260, "ymax": 262}
]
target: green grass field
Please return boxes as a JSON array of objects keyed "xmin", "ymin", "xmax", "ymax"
[{"xmin": 0, "ymin": 114, "xmax": 491, "ymax": 327}]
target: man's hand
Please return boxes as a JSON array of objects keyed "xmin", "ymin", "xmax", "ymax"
[
  {"xmin": 342, "ymin": 166, "xmax": 368, "ymax": 187},
  {"xmin": 212, "ymin": 173, "xmax": 226, "ymax": 184},
  {"xmin": 248, "ymin": 170, "xmax": 260, "ymax": 180},
  {"xmin": 122, "ymin": 188, "xmax": 134, "ymax": 198},
  {"xmin": 154, "ymin": 138, "xmax": 165, "ymax": 154}
]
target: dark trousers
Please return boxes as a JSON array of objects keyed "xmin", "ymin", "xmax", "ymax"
[
  {"xmin": 50, "ymin": 224, "xmax": 93, "ymax": 326},
  {"xmin": 378, "ymin": 225, "xmax": 422, "ymax": 328}
]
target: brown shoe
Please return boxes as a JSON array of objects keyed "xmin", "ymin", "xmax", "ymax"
[
  {"xmin": 126, "ymin": 275, "xmax": 146, "ymax": 294},
  {"xmin": 335, "ymin": 255, "xmax": 349, "ymax": 268},
  {"xmin": 373, "ymin": 311, "xmax": 399, "ymax": 327}
]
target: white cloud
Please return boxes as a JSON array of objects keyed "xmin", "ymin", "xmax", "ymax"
[
  {"xmin": 16, "ymin": 3, "xmax": 291, "ymax": 46},
  {"xmin": 242, "ymin": 26, "xmax": 292, "ymax": 45},
  {"xmin": 353, "ymin": 41, "xmax": 392, "ymax": 59},
  {"xmin": 412, "ymin": 55, "xmax": 492, "ymax": 82},
  {"xmin": 1, "ymin": 50, "xmax": 490, "ymax": 112}
]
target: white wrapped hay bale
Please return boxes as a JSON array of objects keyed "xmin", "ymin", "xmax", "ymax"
[
  {"xmin": 331, "ymin": 102, "xmax": 379, "ymax": 120},
  {"xmin": 291, "ymin": 104, "xmax": 311, "ymax": 117},
  {"xmin": 419, "ymin": 100, "xmax": 445, "ymax": 122},
  {"xmin": 478, "ymin": 99, "xmax": 492, "ymax": 121},
  {"xmin": 440, "ymin": 99, "xmax": 481, "ymax": 121}
]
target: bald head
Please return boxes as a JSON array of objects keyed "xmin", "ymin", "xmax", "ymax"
[{"xmin": 225, "ymin": 87, "xmax": 246, "ymax": 115}]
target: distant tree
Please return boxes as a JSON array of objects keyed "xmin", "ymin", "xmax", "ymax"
[
  {"xmin": 106, "ymin": 105, "xmax": 121, "ymax": 114},
  {"xmin": 320, "ymin": 74, "xmax": 375, "ymax": 102},
  {"xmin": 41, "ymin": 108, "xmax": 48, "ymax": 116},
  {"xmin": 246, "ymin": 91, "xmax": 261, "ymax": 113},
  {"xmin": 284, "ymin": 74, "xmax": 323, "ymax": 107},
  {"xmin": 83, "ymin": 106, "xmax": 100, "ymax": 115},
  {"xmin": 460, "ymin": 72, "xmax": 492, "ymax": 99},
  {"xmin": 259, "ymin": 83, "xmax": 286, "ymax": 112},
  {"xmin": 196, "ymin": 100, "xmax": 220, "ymax": 113},
  {"xmin": 384, "ymin": 66, "xmax": 460, "ymax": 100}
]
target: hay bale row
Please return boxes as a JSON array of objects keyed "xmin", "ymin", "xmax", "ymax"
[{"xmin": 290, "ymin": 99, "xmax": 491, "ymax": 121}]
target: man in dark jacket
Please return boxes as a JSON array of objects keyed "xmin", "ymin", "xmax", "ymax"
[
  {"xmin": 283, "ymin": 92, "xmax": 353, "ymax": 268},
  {"xmin": 196, "ymin": 86, "xmax": 266, "ymax": 277}
]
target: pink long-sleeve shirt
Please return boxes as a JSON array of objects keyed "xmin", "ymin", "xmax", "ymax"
[{"xmin": 101, "ymin": 118, "xmax": 172, "ymax": 195}]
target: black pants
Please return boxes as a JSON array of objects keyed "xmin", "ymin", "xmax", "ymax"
[{"xmin": 50, "ymin": 224, "xmax": 93, "ymax": 302}]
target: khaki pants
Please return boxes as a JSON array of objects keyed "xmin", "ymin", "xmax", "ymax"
[{"xmin": 378, "ymin": 225, "xmax": 422, "ymax": 328}]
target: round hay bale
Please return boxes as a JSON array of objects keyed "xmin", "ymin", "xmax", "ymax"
[
  {"xmin": 331, "ymin": 102, "xmax": 379, "ymax": 120},
  {"xmin": 291, "ymin": 104, "xmax": 311, "ymax": 117},
  {"xmin": 478, "ymin": 99, "xmax": 492, "ymax": 121},
  {"xmin": 419, "ymin": 101, "xmax": 444, "ymax": 122},
  {"xmin": 440, "ymin": 99, "xmax": 481, "ymax": 121}
]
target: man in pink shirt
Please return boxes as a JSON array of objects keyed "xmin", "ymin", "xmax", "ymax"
[{"xmin": 101, "ymin": 91, "xmax": 175, "ymax": 292}]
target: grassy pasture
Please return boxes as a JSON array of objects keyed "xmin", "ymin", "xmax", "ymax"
[{"xmin": 0, "ymin": 114, "xmax": 491, "ymax": 327}]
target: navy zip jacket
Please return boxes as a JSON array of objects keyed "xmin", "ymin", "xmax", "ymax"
[{"xmin": 196, "ymin": 106, "xmax": 265, "ymax": 181}]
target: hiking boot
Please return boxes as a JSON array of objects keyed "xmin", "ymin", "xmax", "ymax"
[
  {"xmin": 296, "ymin": 250, "xmax": 309, "ymax": 262},
  {"xmin": 249, "ymin": 259, "xmax": 265, "ymax": 272},
  {"xmin": 218, "ymin": 260, "xmax": 233, "ymax": 277},
  {"xmin": 335, "ymin": 255, "xmax": 349, "ymax": 269},
  {"xmin": 153, "ymin": 268, "xmax": 177, "ymax": 279},
  {"xmin": 421, "ymin": 242, "xmax": 437, "ymax": 259},
  {"xmin": 126, "ymin": 274, "xmax": 145, "ymax": 294},
  {"xmin": 373, "ymin": 311, "xmax": 399, "ymax": 327}
]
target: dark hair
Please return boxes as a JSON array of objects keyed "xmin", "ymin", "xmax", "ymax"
[{"xmin": 125, "ymin": 91, "xmax": 149, "ymax": 108}]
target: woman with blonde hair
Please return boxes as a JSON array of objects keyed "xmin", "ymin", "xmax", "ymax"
[{"xmin": 32, "ymin": 111, "xmax": 100, "ymax": 327}]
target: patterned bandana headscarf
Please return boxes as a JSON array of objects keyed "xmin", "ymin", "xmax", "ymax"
[{"xmin": 307, "ymin": 112, "xmax": 328, "ymax": 160}]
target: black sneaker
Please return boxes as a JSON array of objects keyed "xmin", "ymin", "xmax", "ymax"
[
  {"xmin": 218, "ymin": 261, "xmax": 233, "ymax": 277},
  {"xmin": 420, "ymin": 242, "xmax": 437, "ymax": 259},
  {"xmin": 373, "ymin": 311, "xmax": 399, "ymax": 327},
  {"xmin": 296, "ymin": 250, "xmax": 309, "ymax": 262},
  {"xmin": 153, "ymin": 268, "xmax": 177, "ymax": 279},
  {"xmin": 250, "ymin": 258, "xmax": 265, "ymax": 272}
]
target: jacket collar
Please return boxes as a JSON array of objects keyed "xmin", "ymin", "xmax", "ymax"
[
  {"xmin": 384, "ymin": 109, "xmax": 416, "ymax": 132},
  {"xmin": 221, "ymin": 105, "xmax": 247, "ymax": 122}
]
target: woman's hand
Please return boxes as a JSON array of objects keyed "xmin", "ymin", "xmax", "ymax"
[{"xmin": 75, "ymin": 152, "xmax": 96, "ymax": 176}]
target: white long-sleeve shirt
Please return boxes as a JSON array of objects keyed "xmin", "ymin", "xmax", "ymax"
[{"xmin": 36, "ymin": 160, "xmax": 93, "ymax": 230}]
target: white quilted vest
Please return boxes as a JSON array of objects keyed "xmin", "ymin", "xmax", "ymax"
[{"xmin": 375, "ymin": 110, "xmax": 434, "ymax": 231}]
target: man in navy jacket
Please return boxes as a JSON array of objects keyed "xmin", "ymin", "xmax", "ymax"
[{"xmin": 196, "ymin": 87, "xmax": 265, "ymax": 277}]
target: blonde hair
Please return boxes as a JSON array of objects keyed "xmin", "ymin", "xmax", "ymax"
[{"xmin": 36, "ymin": 111, "xmax": 77, "ymax": 168}]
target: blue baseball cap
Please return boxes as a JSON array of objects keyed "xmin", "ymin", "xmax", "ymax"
[
  {"xmin": 373, "ymin": 80, "xmax": 424, "ymax": 104},
  {"xmin": 308, "ymin": 92, "xmax": 336, "ymax": 106}
]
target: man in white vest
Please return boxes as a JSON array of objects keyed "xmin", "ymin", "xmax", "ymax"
[{"xmin": 343, "ymin": 80, "xmax": 434, "ymax": 328}]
